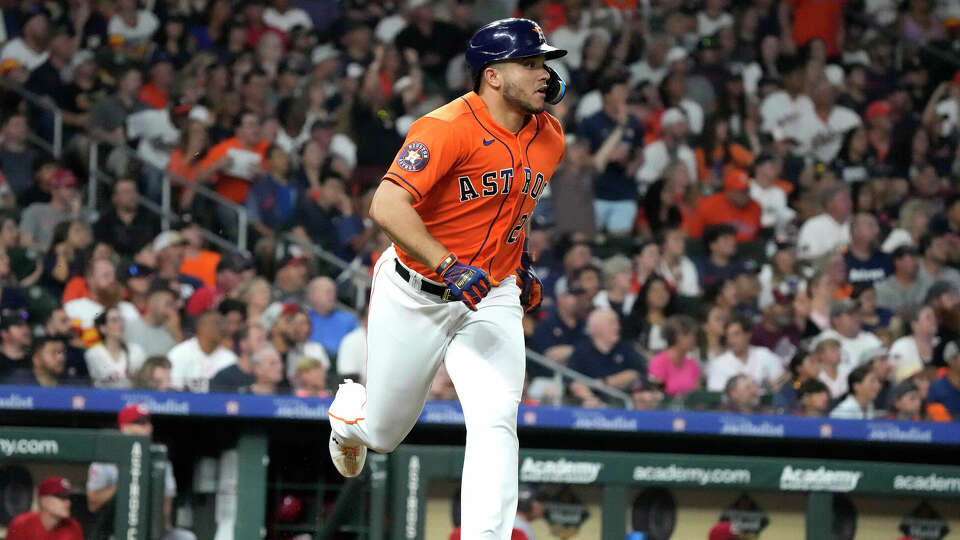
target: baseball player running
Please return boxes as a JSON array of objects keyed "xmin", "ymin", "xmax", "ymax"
[{"xmin": 327, "ymin": 18, "xmax": 567, "ymax": 539}]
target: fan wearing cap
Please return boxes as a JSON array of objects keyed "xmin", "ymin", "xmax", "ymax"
[
  {"xmin": 185, "ymin": 254, "xmax": 250, "ymax": 317},
  {"xmin": 812, "ymin": 299, "xmax": 884, "ymax": 374},
  {"xmin": 19, "ymin": 167, "xmax": 82, "ymax": 250},
  {"xmin": 685, "ymin": 169, "xmax": 762, "ymax": 243},
  {"xmin": 636, "ymin": 107, "xmax": 697, "ymax": 189},
  {"xmin": 874, "ymin": 246, "xmax": 932, "ymax": 315},
  {"xmin": 87, "ymin": 404, "xmax": 193, "ymax": 540},
  {"xmin": 152, "ymin": 230, "xmax": 204, "ymax": 302},
  {"xmin": 5, "ymin": 476, "xmax": 83, "ymax": 540},
  {"xmin": 796, "ymin": 185, "xmax": 852, "ymax": 261},
  {"xmin": 513, "ymin": 483, "xmax": 544, "ymax": 540},
  {"xmin": 708, "ymin": 520, "xmax": 742, "ymax": 540},
  {"xmin": 864, "ymin": 100, "xmax": 894, "ymax": 161}
]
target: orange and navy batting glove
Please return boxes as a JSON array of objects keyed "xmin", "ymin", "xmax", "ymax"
[
  {"xmin": 435, "ymin": 253, "xmax": 491, "ymax": 311},
  {"xmin": 516, "ymin": 250, "xmax": 542, "ymax": 312}
]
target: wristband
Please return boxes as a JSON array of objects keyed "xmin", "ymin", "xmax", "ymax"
[{"xmin": 435, "ymin": 253, "xmax": 457, "ymax": 276}]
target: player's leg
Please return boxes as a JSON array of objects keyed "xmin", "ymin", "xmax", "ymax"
[
  {"xmin": 444, "ymin": 280, "xmax": 525, "ymax": 540},
  {"xmin": 329, "ymin": 249, "xmax": 450, "ymax": 454}
]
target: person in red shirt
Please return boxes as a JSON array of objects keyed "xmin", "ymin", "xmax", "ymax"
[
  {"xmin": 785, "ymin": 0, "xmax": 845, "ymax": 56},
  {"xmin": 5, "ymin": 476, "xmax": 83, "ymax": 540},
  {"xmin": 685, "ymin": 169, "xmax": 762, "ymax": 242}
]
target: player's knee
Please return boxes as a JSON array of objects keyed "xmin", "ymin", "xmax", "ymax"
[{"xmin": 367, "ymin": 429, "xmax": 403, "ymax": 454}]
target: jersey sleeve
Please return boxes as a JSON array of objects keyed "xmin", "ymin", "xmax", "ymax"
[{"xmin": 382, "ymin": 116, "xmax": 461, "ymax": 201}]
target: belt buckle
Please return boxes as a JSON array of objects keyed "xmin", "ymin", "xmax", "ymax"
[{"xmin": 441, "ymin": 288, "xmax": 451, "ymax": 302}]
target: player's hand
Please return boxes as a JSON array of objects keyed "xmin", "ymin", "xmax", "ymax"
[
  {"xmin": 436, "ymin": 253, "xmax": 491, "ymax": 311},
  {"xmin": 516, "ymin": 251, "xmax": 542, "ymax": 313}
]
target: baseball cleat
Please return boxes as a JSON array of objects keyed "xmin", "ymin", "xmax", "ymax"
[
  {"xmin": 329, "ymin": 431, "xmax": 367, "ymax": 478},
  {"xmin": 328, "ymin": 379, "xmax": 368, "ymax": 477}
]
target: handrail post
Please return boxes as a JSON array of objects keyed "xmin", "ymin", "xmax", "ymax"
[
  {"xmin": 87, "ymin": 141, "xmax": 98, "ymax": 213},
  {"xmin": 237, "ymin": 206, "xmax": 247, "ymax": 252},
  {"xmin": 52, "ymin": 109, "xmax": 62, "ymax": 159},
  {"xmin": 161, "ymin": 173, "xmax": 171, "ymax": 232}
]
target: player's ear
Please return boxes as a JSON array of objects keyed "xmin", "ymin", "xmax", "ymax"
[{"xmin": 483, "ymin": 64, "xmax": 502, "ymax": 91}]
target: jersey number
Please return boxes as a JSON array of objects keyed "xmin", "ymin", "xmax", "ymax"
[{"xmin": 506, "ymin": 213, "xmax": 528, "ymax": 244}]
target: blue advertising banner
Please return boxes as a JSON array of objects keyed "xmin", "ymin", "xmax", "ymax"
[{"xmin": 1, "ymin": 385, "xmax": 956, "ymax": 445}]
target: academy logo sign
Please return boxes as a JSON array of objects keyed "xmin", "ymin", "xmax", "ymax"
[
  {"xmin": 520, "ymin": 457, "xmax": 603, "ymax": 484},
  {"xmin": 779, "ymin": 465, "xmax": 862, "ymax": 492}
]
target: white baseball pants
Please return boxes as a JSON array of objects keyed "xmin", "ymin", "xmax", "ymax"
[{"xmin": 332, "ymin": 246, "xmax": 525, "ymax": 540}]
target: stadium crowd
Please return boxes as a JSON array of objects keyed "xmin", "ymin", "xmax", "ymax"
[{"xmin": 0, "ymin": 0, "xmax": 958, "ymax": 424}]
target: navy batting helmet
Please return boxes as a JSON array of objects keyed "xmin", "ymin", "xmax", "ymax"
[{"xmin": 466, "ymin": 18, "xmax": 568, "ymax": 104}]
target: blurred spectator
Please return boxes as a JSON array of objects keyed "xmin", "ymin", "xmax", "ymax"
[
  {"xmin": 829, "ymin": 363, "xmax": 882, "ymax": 419},
  {"xmin": 86, "ymin": 404, "xmax": 194, "ymax": 540},
  {"xmin": 281, "ymin": 306, "xmax": 328, "ymax": 382},
  {"xmin": 263, "ymin": 0, "xmax": 313, "ymax": 33},
  {"xmin": 814, "ymin": 299, "xmax": 883, "ymax": 373},
  {"xmin": 4, "ymin": 336, "xmax": 69, "ymax": 388},
  {"xmin": 568, "ymin": 308, "xmax": 646, "ymax": 407},
  {"xmin": 752, "ymin": 294, "xmax": 802, "ymax": 365},
  {"xmin": 758, "ymin": 240, "xmax": 802, "ymax": 309},
  {"xmin": 306, "ymin": 276, "xmax": 357, "ymax": 356},
  {"xmin": 394, "ymin": 1, "xmax": 462, "ymax": 87},
  {"xmin": 178, "ymin": 217, "xmax": 221, "ymax": 288},
  {"xmin": 294, "ymin": 356, "xmax": 330, "ymax": 398},
  {"xmin": 928, "ymin": 339, "xmax": 960, "ymax": 417},
  {"xmin": 19, "ymin": 168, "xmax": 82, "ymax": 250},
  {"xmin": 41, "ymin": 220, "xmax": 92, "ymax": 301},
  {"xmin": 44, "ymin": 307, "xmax": 87, "ymax": 380},
  {"xmin": 152, "ymin": 231, "xmax": 204, "ymax": 301},
  {"xmin": 240, "ymin": 346, "xmax": 284, "ymax": 395},
  {"xmin": 815, "ymin": 337, "xmax": 847, "ymax": 400},
  {"xmin": 697, "ymin": 304, "xmax": 729, "ymax": 364},
  {"xmin": 133, "ymin": 356, "xmax": 173, "ymax": 391},
  {"xmin": 168, "ymin": 311, "xmax": 237, "ymax": 392},
  {"xmin": 928, "ymin": 281, "xmax": 960, "ymax": 366},
  {"xmin": 875, "ymin": 246, "xmax": 931, "ymax": 315},
  {"xmin": 84, "ymin": 306, "xmax": 146, "ymax": 389},
  {"xmin": 657, "ymin": 226, "xmax": 700, "ymax": 297},
  {"xmin": 4, "ymin": 476, "xmax": 83, "ymax": 540},
  {"xmin": 862, "ymin": 346, "xmax": 893, "ymax": 407},
  {"xmin": 686, "ymin": 169, "xmax": 762, "ymax": 243},
  {"xmin": 64, "ymin": 258, "xmax": 126, "ymax": 340},
  {"xmin": 0, "ymin": 310, "xmax": 31, "ymax": 375},
  {"xmin": 594, "ymin": 254, "xmax": 636, "ymax": 319},
  {"xmin": 881, "ymin": 199, "xmax": 929, "ymax": 253},
  {"xmin": 124, "ymin": 280, "xmax": 181, "ymax": 357},
  {"xmin": 108, "ymin": 0, "xmax": 160, "ymax": 63},
  {"xmin": 186, "ymin": 254, "xmax": 248, "ymax": 316},
  {"xmin": 749, "ymin": 152, "xmax": 795, "ymax": 231},
  {"xmin": 722, "ymin": 374, "xmax": 761, "ymax": 414},
  {"xmin": 211, "ymin": 323, "xmax": 265, "ymax": 392},
  {"xmin": 795, "ymin": 378, "xmax": 831, "ymax": 417},
  {"xmin": 637, "ymin": 108, "xmax": 696, "ymax": 189},
  {"xmin": 579, "ymin": 71, "xmax": 643, "ymax": 235},
  {"xmin": 706, "ymin": 316, "xmax": 785, "ymax": 392},
  {"xmin": 886, "ymin": 380, "xmax": 922, "ymax": 420},
  {"xmin": 0, "ymin": 113, "xmax": 37, "ymax": 199},
  {"xmin": 336, "ymin": 306, "xmax": 367, "ymax": 383},
  {"xmin": 272, "ymin": 246, "xmax": 309, "ymax": 303},
  {"xmin": 93, "ymin": 178, "xmax": 160, "ymax": 258},
  {"xmin": 625, "ymin": 275, "xmax": 674, "ymax": 351},
  {"xmin": 843, "ymin": 213, "xmax": 891, "ymax": 286},
  {"xmin": 647, "ymin": 315, "xmax": 701, "ymax": 396},
  {"xmin": 917, "ymin": 231, "xmax": 960, "ymax": 290},
  {"xmin": 290, "ymin": 173, "xmax": 362, "ymax": 259},
  {"xmin": 89, "ymin": 66, "xmax": 145, "ymax": 145},
  {"xmin": 549, "ymin": 137, "xmax": 596, "ymax": 237},
  {"xmin": 760, "ymin": 55, "xmax": 811, "ymax": 137},
  {"xmin": 246, "ymin": 145, "xmax": 298, "ymax": 239},
  {"xmin": 796, "ymin": 185, "xmax": 852, "ymax": 260},
  {"xmin": 889, "ymin": 305, "xmax": 938, "ymax": 382},
  {"xmin": 696, "ymin": 224, "xmax": 741, "ymax": 290},
  {"xmin": 236, "ymin": 277, "xmax": 272, "ymax": 326},
  {"xmin": 0, "ymin": 10, "xmax": 50, "ymax": 73}
]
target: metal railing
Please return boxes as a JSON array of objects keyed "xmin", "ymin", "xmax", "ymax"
[{"xmin": 0, "ymin": 78, "xmax": 62, "ymax": 158}]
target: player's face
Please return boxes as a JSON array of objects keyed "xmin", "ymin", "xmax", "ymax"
[
  {"xmin": 40, "ymin": 494, "xmax": 71, "ymax": 520},
  {"xmin": 499, "ymin": 55, "xmax": 550, "ymax": 114}
]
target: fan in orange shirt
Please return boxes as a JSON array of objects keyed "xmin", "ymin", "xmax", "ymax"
[
  {"xmin": 684, "ymin": 168, "xmax": 762, "ymax": 242},
  {"xmin": 198, "ymin": 110, "xmax": 268, "ymax": 204}
]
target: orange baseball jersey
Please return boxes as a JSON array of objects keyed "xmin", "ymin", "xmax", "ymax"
[
  {"xmin": 199, "ymin": 137, "xmax": 269, "ymax": 204},
  {"xmin": 383, "ymin": 92, "xmax": 565, "ymax": 282}
]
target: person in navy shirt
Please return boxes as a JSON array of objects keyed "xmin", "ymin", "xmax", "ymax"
[
  {"xmin": 527, "ymin": 287, "xmax": 586, "ymax": 379},
  {"xmin": 306, "ymin": 276, "xmax": 357, "ymax": 357},
  {"xmin": 843, "ymin": 213, "xmax": 891, "ymax": 286},
  {"xmin": 696, "ymin": 224, "xmax": 743, "ymax": 290},
  {"xmin": 929, "ymin": 339, "xmax": 960, "ymax": 416},
  {"xmin": 578, "ymin": 71, "xmax": 644, "ymax": 236},
  {"xmin": 568, "ymin": 308, "xmax": 646, "ymax": 407}
]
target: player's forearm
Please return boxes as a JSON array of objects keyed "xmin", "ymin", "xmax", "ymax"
[
  {"xmin": 604, "ymin": 369, "xmax": 639, "ymax": 390},
  {"xmin": 87, "ymin": 486, "xmax": 117, "ymax": 512},
  {"xmin": 370, "ymin": 182, "xmax": 450, "ymax": 270}
]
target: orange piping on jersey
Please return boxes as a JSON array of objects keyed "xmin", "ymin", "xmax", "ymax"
[{"xmin": 328, "ymin": 411, "xmax": 365, "ymax": 424}]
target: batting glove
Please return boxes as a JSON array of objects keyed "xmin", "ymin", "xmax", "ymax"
[
  {"xmin": 516, "ymin": 251, "xmax": 542, "ymax": 313},
  {"xmin": 436, "ymin": 253, "xmax": 491, "ymax": 311}
]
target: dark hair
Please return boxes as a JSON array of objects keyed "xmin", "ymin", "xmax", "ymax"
[
  {"xmin": 724, "ymin": 314, "xmax": 753, "ymax": 335},
  {"xmin": 598, "ymin": 69, "xmax": 629, "ymax": 96},
  {"xmin": 846, "ymin": 363, "xmax": 874, "ymax": 395},
  {"xmin": 218, "ymin": 298, "xmax": 247, "ymax": 317},
  {"xmin": 31, "ymin": 336, "xmax": 64, "ymax": 358},
  {"xmin": 133, "ymin": 356, "xmax": 172, "ymax": 389},
  {"xmin": 787, "ymin": 350, "xmax": 812, "ymax": 377},
  {"xmin": 233, "ymin": 109, "xmax": 260, "ymax": 131},
  {"xmin": 93, "ymin": 307, "xmax": 128, "ymax": 349},
  {"xmin": 703, "ymin": 224, "xmax": 737, "ymax": 249},
  {"xmin": 663, "ymin": 315, "xmax": 697, "ymax": 346},
  {"xmin": 571, "ymin": 264, "xmax": 602, "ymax": 286},
  {"xmin": 797, "ymin": 378, "xmax": 829, "ymax": 398}
]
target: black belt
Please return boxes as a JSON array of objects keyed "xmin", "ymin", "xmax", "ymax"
[{"xmin": 395, "ymin": 259, "xmax": 453, "ymax": 301}]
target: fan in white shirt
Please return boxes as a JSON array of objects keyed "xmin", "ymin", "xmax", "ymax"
[
  {"xmin": 803, "ymin": 79, "xmax": 862, "ymax": 163},
  {"xmin": 760, "ymin": 56, "xmax": 816, "ymax": 140},
  {"xmin": 168, "ymin": 313, "xmax": 238, "ymax": 393},
  {"xmin": 85, "ymin": 307, "xmax": 146, "ymax": 389},
  {"xmin": 889, "ymin": 305, "xmax": 938, "ymax": 382},
  {"xmin": 108, "ymin": 3, "xmax": 159, "ymax": 59},
  {"xmin": 627, "ymin": 35, "xmax": 669, "ymax": 86},
  {"xmin": 657, "ymin": 227, "xmax": 701, "ymax": 297},
  {"xmin": 706, "ymin": 317, "xmax": 786, "ymax": 392},
  {"xmin": 0, "ymin": 11, "xmax": 50, "ymax": 72},
  {"xmin": 749, "ymin": 153, "xmax": 795, "ymax": 230},
  {"xmin": 812, "ymin": 299, "xmax": 884, "ymax": 374},
  {"xmin": 263, "ymin": 3, "xmax": 314, "ymax": 32},
  {"xmin": 814, "ymin": 338, "xmax": 849, "ymax": 399},
  {"xmin": 636, "ymin": 108, "xmax": 697, "ymax": 190},
  {"xmin": 796, "ymin": 186, "xmax": 852, "ymax": 260}
]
